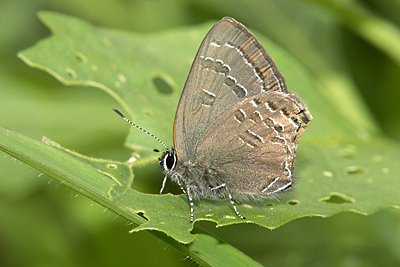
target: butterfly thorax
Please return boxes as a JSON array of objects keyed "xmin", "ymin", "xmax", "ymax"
[{"xmin": 159, "ymin": 148, "xmax": 227, "ymax": 200}]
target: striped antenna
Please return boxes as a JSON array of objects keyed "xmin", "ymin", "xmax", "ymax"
[{"xmin": 113, "ymin": 108, "xmax": 168, "ymax": 150}]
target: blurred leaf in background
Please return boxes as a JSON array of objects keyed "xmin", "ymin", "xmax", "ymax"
[{"xmin": 1, "ymin": 0, "xmax": 400, "ymax": 266}]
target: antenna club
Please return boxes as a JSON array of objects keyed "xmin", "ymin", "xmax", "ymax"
[{"xmin": 113, "ymin": 108, "xmax": 125, "ymax": 118}]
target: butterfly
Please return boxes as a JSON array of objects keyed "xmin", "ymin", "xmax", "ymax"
[{"xmin": 114, "ymin": 17, "xmax": 312, "ymax": 222}]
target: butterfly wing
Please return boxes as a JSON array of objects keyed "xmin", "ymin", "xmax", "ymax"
[
  {"xmin": 196, "ymin": 91, "xmax": 312, "ymax": 195},
  {"xmin": 174, "ymin": 17, "xmax": 285, "ymax": 159},
  {"xmin": 173, "ymin": 17, "xmax": 312, "ymax": 196}
]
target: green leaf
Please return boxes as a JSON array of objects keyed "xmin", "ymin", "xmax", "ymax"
[
  {"xmin": 10, "ymin": 10, "xmax": 400, "ymax": 247},
  {"xmin": 0, "ymin": 127, "xmax": 261, "ymax": 266},
  {"xmin": 18, "ymin": 11, "xmax": 199, "ymax": 153}
]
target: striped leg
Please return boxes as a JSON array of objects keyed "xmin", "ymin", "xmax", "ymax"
[
  {"xmin": 175, "ymin": 180, "xmax": 192, "ymax": 222},
  {"xmin": 228, "ymin": 193, "xmax": 246, "ymax": 220},
  {"xmin": 159, "ymin": 175, "xmax": 168, "ymax": 194},
  {"xmin": 211, "ymin": 184, "xmax": 246, "ymax": 220},
  {"xmin": 186, "ymin": 185, "xmax": 194, "ymax": 223}
]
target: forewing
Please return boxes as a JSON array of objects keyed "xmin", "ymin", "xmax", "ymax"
[{"xmin": 174, "ymin": 17, "xmax": 288, "ymax": 162}]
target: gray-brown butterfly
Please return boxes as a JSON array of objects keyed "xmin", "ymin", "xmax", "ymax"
[{"xmin": 114, "ymin": 17, "xmax": 312, "ymax": 222}]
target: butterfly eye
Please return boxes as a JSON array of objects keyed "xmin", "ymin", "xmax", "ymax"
[{"xmin": 164, "ymin": 151, "xmax": 176, "ymax": 171}]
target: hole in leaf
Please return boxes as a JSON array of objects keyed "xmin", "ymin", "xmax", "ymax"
[
  {"xmin": 288, "ymin": 200, "xmax": 299, "ymax": 206},
  {"xmin": 107, "ymin": 164, "xmax": 118, "ymax": 169},
  {"xmin": 152, "ymin": 75, "xmax": 174, "ymax": 94},
  {"xmin": 66, "ymin": 68, "xmax": 77, "ymax": 79},
  {"xmin": 74, "ymin": 51, "xmax": 87, "ymax": 63},
  {"xmin": 137, "ymin": 211, "xmax": 148, "ymax": 220},
  {"xmin": 128, "ymin": 156, "xmax": 137, "ymax": 163},
  {"xmin": 345, "ymin": 166, "xmax": 365, "ymax": 175},
  {"xmin": 339, "ymin": 145, "xmax": 357, "ymax": 158},
  {"xmin": 265, "ymin": 203, "xmax": 274, "ymax": 207},
  {"xmin": 319, "ymin": 192, "xmax": 354, "ymax": 204}
]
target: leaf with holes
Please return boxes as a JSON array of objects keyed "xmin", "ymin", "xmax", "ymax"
[{"xmin": 10, "ymin": 11, "xmax": 400, "ymax": 245}]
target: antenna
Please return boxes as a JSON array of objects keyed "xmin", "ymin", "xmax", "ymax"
[{"xmin": 113, "ymin": 108, "xmax": 168, "ymax": 150}]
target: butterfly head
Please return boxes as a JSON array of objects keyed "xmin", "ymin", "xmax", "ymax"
[{"xmin": 159, "ymin": 148, "xmax": 177, "ymax": 173}]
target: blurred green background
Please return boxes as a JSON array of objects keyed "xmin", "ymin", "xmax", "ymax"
[{"xmin": 1, "ymin": 0, "xmax": 400, "ymax": 266}]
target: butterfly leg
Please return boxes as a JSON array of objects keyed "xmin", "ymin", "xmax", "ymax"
[
  {"xmin": 178, "ymin": 185, "xmax": 187, "ymax": 195},
  {"xmin": 159, "ymin": 175, "xmax": 168, "ymax": 194},
  {"xmin": 211, "ymin": 184, "xmax": 246, "ymax": 220},
  {"xmin": 186, "ymin": 185, "xmax": 194, "ymax": 223},
  {"xmin": 228, "ymin": 192, "xmax": 246, "ymax": 220},
  {"xmin": 175, "ymin": 180, "xmax": 193, "ymax": 222},
  {"xmin": 210, "ymin": 183, "xmax": 226, "ymax": 190}
]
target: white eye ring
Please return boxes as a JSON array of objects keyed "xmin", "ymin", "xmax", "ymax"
[{"xmin": 163, "ymin": 150, "xmax": 176, "ymax": 171}]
